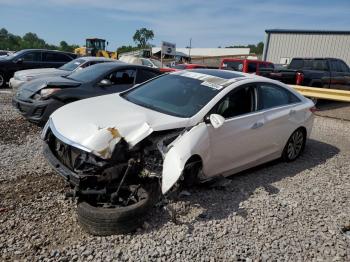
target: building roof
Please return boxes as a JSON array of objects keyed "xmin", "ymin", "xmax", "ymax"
[
  {"xmin": 265, "ymin": 29, "xmax": 350, "ymax": 35},
  {"xmin": 152, "ymin": 47, "xmax": 250, "ymax": 57}
]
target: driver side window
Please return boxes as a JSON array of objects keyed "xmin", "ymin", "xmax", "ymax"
[
  {"xmin": 212, "ymin": 84, "xmax": 257, "ymax": 119},
  {"xmin": 106, "ymin": 69, "xmax": 136, "ymax": 86},
  {"xmin": 22, "ymin": 52, "xmax": 41, "ymax": 62}
]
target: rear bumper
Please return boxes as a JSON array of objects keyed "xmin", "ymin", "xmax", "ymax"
[
  {"xmin": 43, "ymin": 143, "xmax": 81, "ymax": 187},
  {"xmin": 12, "ymin": 96, "xmax": 64, "ymax": 126}
]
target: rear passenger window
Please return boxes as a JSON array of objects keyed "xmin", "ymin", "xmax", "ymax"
[
  {"xmin": 43, "ymin": 52, "xmax": 71, "ymax": 62},
  {"xmin": 330, "ymin": 60, "xmax": 341, "ymax": 72},
  {"xmin": 338, "ymin": 61, "xmax": 350, "ymax": 73},
  {"xmin": 258, "ymin": 83, "xmax": 300, "ymax": 110}
]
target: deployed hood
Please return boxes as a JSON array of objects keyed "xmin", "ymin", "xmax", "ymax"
[
  {"xmin": 20, "ymin": 76, "xmax": 81, "ymax": 95},
  {"xmin": 48, "ymin": 94, "xmax": 190, "ymax": 158},
  {"xmin": 15, "ymin": 68, "xmax": 67, "ymax": 79}
]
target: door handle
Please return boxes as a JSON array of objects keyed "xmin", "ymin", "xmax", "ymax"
[
  {"xmin": 289, "ymin": 109, "xmax": 297, "ymax": 115},
  {"xmin": 251, "ymin": 121, "xmax": 264, "ymax": 129}
]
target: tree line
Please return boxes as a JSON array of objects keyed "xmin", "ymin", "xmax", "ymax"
[
  {"xmin": 226, "ymin": 42, "xmax": 264, "ymax": 55},
  {"xmin": 0, "ymin": 28, "xmax": 79, "ymax": 52},
  {"xmin": 0, "ymin": 27, "xmax": 264, "ymax": 56}
]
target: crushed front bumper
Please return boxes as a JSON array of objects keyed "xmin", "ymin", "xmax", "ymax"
[
  {"xmin": 12, "ymin": 96, "xmax": 64, "ymax": 126},
  {"xmin": 43, "ymin": 143, "xmax": 81, "ymax": 187}
]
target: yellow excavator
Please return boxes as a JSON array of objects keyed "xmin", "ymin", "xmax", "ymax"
[{"xmin": 74, "ymin": 38, "xmax": 117, "ymax": 59}]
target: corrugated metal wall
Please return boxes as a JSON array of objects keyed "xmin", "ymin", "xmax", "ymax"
[{"xmin": 264, "ymin": 33, "xmax": 350, "ymax": 65}]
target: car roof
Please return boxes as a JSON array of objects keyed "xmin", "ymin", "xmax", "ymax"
[
  {"xmin": 78, "ymin": 56, "xmax": 117, "ymax": 62},
  {"xmin": 87, "ymin": 61, "xmax": 160, "ymax": 71},
  {"xmin": 221, "ymin": 58, "xmax": 271, "ymax": 63},
  {"xmin": 188, "ymin": 69, "xmax": 246, "ymax": 79},
  {"xmin": 18, "ymin": 49, "xmax": 75, "ymax": 54}
]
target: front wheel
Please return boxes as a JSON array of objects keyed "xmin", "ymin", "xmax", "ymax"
[
  {"xmin": 282, "ymin": 128, "xmax": 306, "ymax": 162},
  {"xmin": 77, "ymin": 183, "xmax": 160, "ymax": 236}
]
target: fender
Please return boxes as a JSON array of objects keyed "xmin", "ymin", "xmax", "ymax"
[{"xmin": 161, "ymin": 122, "xmax": 210, "ymax": 193}]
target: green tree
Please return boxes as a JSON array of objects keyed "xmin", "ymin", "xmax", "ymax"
[
  {"xmin": 132, "ymin": 28, "xmax": 154, "ymax": 48},
  {"xmin": 0, "ymin": 27, "xmax": 79, "ymax": 52},
  {"xmin": 226, "ymin": 41, "xmax": 264, "ymax": 55},
  {"xmin": 117, "ymin": 45, "xmax": 139, "ymax": 54}
]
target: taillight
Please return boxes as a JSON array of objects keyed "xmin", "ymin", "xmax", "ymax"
[
  {"xmin": 309, "ymin": 106, "xmax": 317, "ymax": 113},
  {"xmin": 296, "ymin": 72, "xmax": 304, "ymax": 85}
]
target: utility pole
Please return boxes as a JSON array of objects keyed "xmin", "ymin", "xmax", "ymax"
[{"xmin": 188, "ymin": 38, "xmax": 192, "ymax": 62}]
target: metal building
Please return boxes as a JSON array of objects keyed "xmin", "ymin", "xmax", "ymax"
[{"xmin": 263, "ymin": 29, "xmax": 350, "ymax": 65}]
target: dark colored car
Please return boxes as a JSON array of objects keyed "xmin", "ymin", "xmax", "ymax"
[
  {"xmin": 0, "ymin": 49, "xmax": 77, "ymax": 88},
  {"xmin": 12, "ymin": 62, "xmax": 162, "ymax": 126},
  {"xmin": 259, "ymin": 58, "xmax": 350, "ymax": 90}
]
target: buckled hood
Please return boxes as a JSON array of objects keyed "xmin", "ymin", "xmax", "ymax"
[{"xmin": 47, "ymin": 93, "xmax": 190, "ymax": 159}]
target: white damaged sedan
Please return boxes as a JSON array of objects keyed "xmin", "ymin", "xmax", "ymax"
[{"xmin": 42, "ymin": 69, "xmax": 314, "ymax": 235}]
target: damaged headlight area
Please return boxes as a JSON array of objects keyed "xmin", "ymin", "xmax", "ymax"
[{"xmin": 44, "ymin": 127, "xmax": 184, "ymax": 206}]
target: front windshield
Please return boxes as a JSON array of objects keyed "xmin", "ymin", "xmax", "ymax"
[
  {"xmin": 67, "ymin": 64, "xmax": 110, "ymax": 82},
  {"xmin": 59, "ymin": 58, "xmax": 86, "ymax": 71},
  {"xmin": 123, "ymin": 74, "xmax": 220, "ymax": 118}
]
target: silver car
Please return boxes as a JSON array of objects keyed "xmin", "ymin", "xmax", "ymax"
[{"xmin": 9, "ymin": 56, "xmax": 116, "ymax": 90}]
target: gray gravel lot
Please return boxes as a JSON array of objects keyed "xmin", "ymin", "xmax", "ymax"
[{"xmin": 1, "ymin": 90, "xmax": 350, "ymax": 261}]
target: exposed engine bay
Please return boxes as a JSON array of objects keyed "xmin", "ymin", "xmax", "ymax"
[{"xmin": 44, "ymin": 127, "xmax": 185, "ymax": 206}]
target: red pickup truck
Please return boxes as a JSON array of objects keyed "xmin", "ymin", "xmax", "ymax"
[{"xmin": 220, "ymin": 59, "xmax": 274, "ymax": 74}]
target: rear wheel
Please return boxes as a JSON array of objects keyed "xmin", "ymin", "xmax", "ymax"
[{"xmin": 282, "ymin": 128, "xmax": 306, "ymax": 162}]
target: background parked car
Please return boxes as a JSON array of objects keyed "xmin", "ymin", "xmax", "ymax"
[
  {"xmin": 220, "ymin": 58, "xmax": 274, "ymax": 74},
  {"xmin": 0, "ymin": 50, "xmax": 13, "ymax": 56},
  {"xmin": 9, "ymin": 56, "xmax": 116, "ymax": 90},
  {"xmin": 173, "ymin": 63, "xmax": 208, "ymax": 69},
  {"xmin": 259, "ymin": 57, "xmax": 350, "ymax": 90},
  {"xmin": 0, "ymin": 49, "xmax": 77, "ymax": 88},
  {"xmin": 12, "ymin": 62, "xmax": 162, "ymax": 126},
  {"xmin": 118, "ymin": 55, "xmax": 171, "ymax": 72}
]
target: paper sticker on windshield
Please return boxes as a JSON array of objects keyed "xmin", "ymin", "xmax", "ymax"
[{"xmin": 201, "ymin": 81, "xmax": 223, "ymax": 90}]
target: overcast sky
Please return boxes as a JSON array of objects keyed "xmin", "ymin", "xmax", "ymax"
[{"xmin": 0, "ymin": 0, "xmax": 349, "ymax": 49}]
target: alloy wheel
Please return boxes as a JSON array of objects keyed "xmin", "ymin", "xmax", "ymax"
[{"xmin": 287, "ymin": 130, "xmax": 304, "ymax": 160}]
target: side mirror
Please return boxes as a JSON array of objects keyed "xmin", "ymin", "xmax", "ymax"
[
  {"xmin": 207, "ymin": 114, "xmax": 225, "ymax": 128},
  {"xmin": 15, "ymin": 58, "xmax": 23, "ymax": 64},
  {"xmin": 99, "ymin": 79, "xmax": 112, "ymax": 87}
]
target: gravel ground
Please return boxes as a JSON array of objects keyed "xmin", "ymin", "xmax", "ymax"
[
  {"xmin": 1, "ymin": 90, "xmax": 350, "ymax": 261},
  {"xmin": 316, "ymin": 100, "xmax": 350, "ymax": 121}
]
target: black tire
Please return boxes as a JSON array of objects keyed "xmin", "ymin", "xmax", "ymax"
[
  {"xmin": 282, "ymin": 128, "xmax": 306, "ymax": 162},
  {"xmin": 77, "ymin": 183, "xmax": 159, "ymax": 236},
  {"xmin": 182, "ymin": 159, "xmax": 202, "ymax": 188},
  {"xmin": 0, "ymin": 72, "xmax": 6, "ymax": 88}
]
